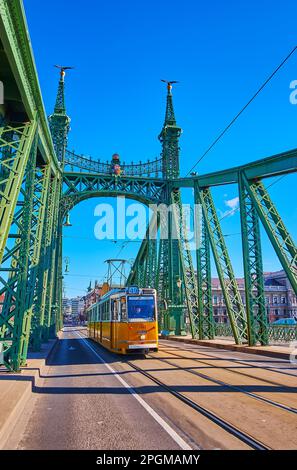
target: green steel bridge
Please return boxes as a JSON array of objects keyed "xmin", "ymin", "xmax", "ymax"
[{"xmin": 0, "ymin": 0, "xmax": 296, "ymax": 372}]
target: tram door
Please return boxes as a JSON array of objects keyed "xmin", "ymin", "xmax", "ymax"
[{"xmin": 110, "ymin": 300, "xmax": 118, "ymax": 350}]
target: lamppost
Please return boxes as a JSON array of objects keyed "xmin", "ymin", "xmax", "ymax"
[
  {"xmin": 63, "ymin": 212, "xmax": 72, "ymax": 227},
  {"xmin": 64, "ymin": 256, "xmax": 70, "ymax": 274}
]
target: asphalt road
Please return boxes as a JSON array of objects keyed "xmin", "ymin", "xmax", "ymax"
[
  {"xmin": 6, "ymin": 327, "xmax": 297, "ymax": 450},
  {"xmin": 11, "ymin": 328, "xmax": 187, "ymax": 450}
]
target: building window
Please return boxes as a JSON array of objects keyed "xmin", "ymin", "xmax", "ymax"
[
  {"xmin": 273, "ymin": 296, "xmax": 278, "ymax": 304},
  {"xmin": 213, "ymin": 296, "xmax": 218, "ymax": 305},
  {"xmin": 281, "ymin": 296, "xmax": 286, "ymax": 304}
]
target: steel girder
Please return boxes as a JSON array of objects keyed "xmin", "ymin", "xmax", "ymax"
[
  {"xmin": 0, "ymin": 122, "xmax": 37, "ymax": 263},
  {"xmin": 48, "ymin": 181, "xmax": 64, "ymax": 340},
  {"xmin": 126, "ymin": 213, "xmax": 158, "ymax": 289},
  {"xmin": 170, "ymin": 189, "xmax": 198, "ymax": 337},
  {"xmin": 127, "ymin": 243, "xmax": 147, "ymax": 287},
  {"xmin": 144, "ymin": 238, "xmax": 158, "ymax": 289},
  {"xmin": 0, "ymin": 128, "xmax": 52, "ymax": 370},
  {"xmin": 0, "ymin": 137, "xmax": 38, "ymax": 369},
  {"xmin": 0, "ymin": 120, "xmax": 58, "ymax": 370},
  {"xmin": 239, "ymin": 172, "xmax": 268, "ymax": 345},
  {"xmin": 17, "ymin": 162, "xmax": 51, "ymax": 365},
  {"xmin": 1, "ymin": 165, "xmax": 51, "ymax": 368},
  {"xmin": 31, "ymin": 174, "xmax": 59, "ymax": 350},
  {"xmin": 62, "ymin": 172, "xmax": 167, "ymax": 207},
  {"xmin": 195, "ymin": 185, "xmax": 248, "ymax": 344},
  {"xmin": 155, "ymin": 239, "xmax": 169, "ymax": 332},
  {"xmin": 194, "ymin": 181, "xmax": 215, "ymax": 339},
  {"xmin": 244, "ymin": 176, "xmax": 297, "ymax": 295}
]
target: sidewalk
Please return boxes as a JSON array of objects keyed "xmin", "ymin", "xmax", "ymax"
[
  {"xmin": 164, "ymin": 335, "xmax": 295, "ymax": 361},
  {"xmin": 0, "ymin": 339, "xmax": 57, "ymax": 449}
]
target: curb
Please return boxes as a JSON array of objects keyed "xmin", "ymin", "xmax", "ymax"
[{"xmin": 164, "ymin": 337, "xmax": 292, "ymax": 361}]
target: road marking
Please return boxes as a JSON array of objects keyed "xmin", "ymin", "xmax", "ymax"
[{"xmin": 75, "ymin": 331, "xmax": 192, "ymax": 450}]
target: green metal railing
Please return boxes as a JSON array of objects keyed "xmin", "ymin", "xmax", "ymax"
[{"xmin": 214, "ymin": 323, "xmax": 297, "ymax": 343}]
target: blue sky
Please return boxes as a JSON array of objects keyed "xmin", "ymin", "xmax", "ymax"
[{"xmin": 24, "ymin": 0, "xmax": 297, "ymax": 297}]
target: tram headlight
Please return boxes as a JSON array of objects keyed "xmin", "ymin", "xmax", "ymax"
[{"xmin": 140, "ymin": 335, "xmax": 146, "ymax": 340}]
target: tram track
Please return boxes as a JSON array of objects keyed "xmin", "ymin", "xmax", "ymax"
[
  {"xmin": 146, "ymin": 351, "xmax": 297, "ymax": 416},
  {"xmin": 77, "ymin": 330, "xmax": 296, "ymax": 449},
  {"xmin": 126, "ymin": 359, "xmax": 270, "ymax": 450},
  {"xmin": 159, "ymin": 340, "xmax": 297, "ymax": 379}
]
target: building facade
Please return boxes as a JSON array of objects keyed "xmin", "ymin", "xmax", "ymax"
[
  {"xmin": 212, "ymin": 270, "xmax": 297, "ymax": 324},
  {"xmin": 71, "ymin": 297, "xmax": 85, "ymax": 318}
]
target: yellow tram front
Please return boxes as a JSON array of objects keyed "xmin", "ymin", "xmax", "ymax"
[{"xmin": 87, "ymin": 286, "xmax": 158, "ymax": 354}]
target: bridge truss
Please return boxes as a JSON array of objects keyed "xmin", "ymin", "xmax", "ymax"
[{"xmin": 0, "ymin": 0, "xmax": 296, "ymax": 371}]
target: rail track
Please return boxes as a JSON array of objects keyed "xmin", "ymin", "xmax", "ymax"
[
  {"xmin": 159, "ymin": 340, "xmax": 297, "ymax": 379},
  {"xmin": 146, "ymin": 350, "xmax": 297, "ymax": 415},
  {"xmin": 126, "ymin": 359, "xmax": 270, "ymax": 450}
]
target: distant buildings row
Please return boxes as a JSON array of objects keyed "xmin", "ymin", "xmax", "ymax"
[
  {"xmin": 62, "ymin": 297, "xmax": 85, "ymax": 319},
  {"xmin": 62, "ymin": 270, "xmax": 297, "ymax": 324},
  {"xmin": 212, "ymin": 270, "xmax": 297, "ymax": 323},
  {"xmin": 62, "ymin": 281, "xmax": 117, "ymax": 320}
]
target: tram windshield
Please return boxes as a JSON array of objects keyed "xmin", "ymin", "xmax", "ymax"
[{"xmin": 127, "ymin": 296, "xmax": 155, "ymax": 322}]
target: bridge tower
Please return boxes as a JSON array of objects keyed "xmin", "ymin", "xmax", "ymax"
[
  {"xmin": 48, "ymin": 66, "xmax": 71, "ymax": 165},
  {"xmin": 157, "ymin": 82, "xmax": 186, "ymax": 335},
  {"xmin": 159, "ymin": 81, "xmax": 181, "ymax": 179},
  {"xmin": 45, "ymin": 67, "xmax": 72, "ymax": 344}
]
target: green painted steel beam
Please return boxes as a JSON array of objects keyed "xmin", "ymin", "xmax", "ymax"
[
  {"xmin": 126, "ymin": 213, "xmax": 158, "ymax": 287},
  {"xmin": 170, "ymin": 189, "xmax": 198, "ymax": 337},
  {"xmin": 0, "ymin": 134, "xmax": 38, "ymax": 370},
  {"xmin": 31, "ymin": 175, "xmax": 59, "ymax": 350},
  {"xmin": 196, "ymin": 185, "xmax": 248, "ymax": 344},
  {"xmin": 19, "ymin": 163, "xmax": 51, "ymax": 362},
  {"xmin": 0, "ymin": 0, "xmax": 59, "ymax": 172},
  {"xmin": 172, "ymin": 148, "xmax": 297, "ymax": 189},
  {"xmin": 239, "ymin": 172, "xmax": 268, "ymax": 346},
  {"xmin": 0, "ymin": 120, "xmax": 37, "ymax": 264},
  {"xmin": 194, "ymin": 181, "xmax": 215, "ymax": 339},
  {"xmin": 243, "ymin": 174, "xmax": 297, "ymax": 295}
]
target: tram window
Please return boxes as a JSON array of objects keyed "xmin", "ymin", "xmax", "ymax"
[
  {"xmin": 105, "ymin": 301, "xmax": 108, "ymax": 321},
  {"xmin": 111, "ymin": 300, "xmax": 117, "ymax": 321},
  {"xmin": 107, "ymin": 301, "xmax": 110, "ymax": 321},
  {"xmin": 127, "ymin": 296, "xmax": 155, "ymax": 321},
  {"xmin": 120, "ymin": 297, "xmax": 128, "ymax": 321},
  {"xmin": 102, "ymin": 301, "xmax": 110, "ymax": 321},
  {"xmin": 102, "ymin": 303, "xmax": 106, "ymax": 321},
  {"xmin": 104, "ymin": 303, "xmax": 107, "ymax": 321}
]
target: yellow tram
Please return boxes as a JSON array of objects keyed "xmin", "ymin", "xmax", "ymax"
[{"xmin": 87, "ymin": 286, "xmax": 158, "ymax": 354}]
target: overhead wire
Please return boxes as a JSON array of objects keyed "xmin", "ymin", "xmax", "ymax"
[{"xmin": 186, "ymin": 46, "xmax": 297, "ymax": 176}]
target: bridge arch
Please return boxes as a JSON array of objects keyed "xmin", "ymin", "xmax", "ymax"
[{"xmin": 60, "ymin": 189, "xmax": 162, "ymax": 218}]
